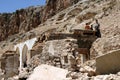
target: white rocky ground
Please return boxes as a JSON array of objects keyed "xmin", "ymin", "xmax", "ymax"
[{"xmin": 27, "ymin": 64, "xmax": 68, "ymax": 80}]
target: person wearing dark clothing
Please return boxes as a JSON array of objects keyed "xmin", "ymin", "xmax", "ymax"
[{"xmin": 91, "ymin": 19, "xmax": 101, "ymax": 37}]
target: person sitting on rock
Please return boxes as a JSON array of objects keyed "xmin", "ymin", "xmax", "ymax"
[
  {"xmin": 91, "ymin": 19, "xmax": 101, "ymax": 37},
  {"xmin": 85, "ymin": 23, "xmax": 91, "ymax": 30}
]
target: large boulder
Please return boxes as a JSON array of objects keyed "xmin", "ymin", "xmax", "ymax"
[
  {"xmin": 27, "ymin": 64, "xmax": 68, "ymax": 80},
  {"xmin": 96, "ymin": 49, "xmax": 120, "ymax": 74}
]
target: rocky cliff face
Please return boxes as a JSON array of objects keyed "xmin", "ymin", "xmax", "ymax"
[
  {"xmin": 42, "ymin": 0, "xmax": 80, "ymax": 22},
  {"xmin": 0, "ymin": 6, "xmax": 43, "ymax": 41},
  {"xmin": 0, "ymin": 0, "xmax": 120, "ymax": 80},
  {"xmin": 0, "ymin": 0, "xmax": 80, "ymax": 41}
]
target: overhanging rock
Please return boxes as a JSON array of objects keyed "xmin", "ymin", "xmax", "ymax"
[{"xmin": 96, "ymin": 49, "xmax": 120, "ymax": 74}]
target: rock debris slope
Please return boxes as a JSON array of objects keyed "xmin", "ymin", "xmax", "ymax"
[{"xmin": 0, "ymin": 0, "xmax": 120, "ymax": 80}]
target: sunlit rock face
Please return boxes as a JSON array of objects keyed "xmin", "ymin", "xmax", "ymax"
[
  {"xmin": 42, "ymin": 0, "xmax": 80, "ymax": 22},
  {"xmin": 27, "ymin": 64, "xmax": 68, "ymax": 80},
  {"xmin": 96, "ymin": 49, "xmax": 120, "ymax": 74},
  {"xmin": 0, "ymin": 7, "xmax": 43, "ymax": 41},
  {"xmin": 0, "ymin": 0, "xmax": 80, "ymax": 41}
]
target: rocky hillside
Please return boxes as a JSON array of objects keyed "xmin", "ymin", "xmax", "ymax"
[
  {"xmin": 42, "ymin": 0, "xmax": 80, "ymax": 22},
  {"xmin": 0, "ymin": 0, "xmax": 80, "ymax": 41},
  {"xmin": 0, "ymin": 0, "xmax": 120, "ymax": 80},
  {"xmin": 0, "ymin": 6, "xmax": 43, "ymax": 41},
  {"xmin": 90, "ymin": 0, "xmax": 120, "ymax": 57}
]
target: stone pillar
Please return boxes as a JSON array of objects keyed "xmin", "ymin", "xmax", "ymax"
[
  {"xmin": 13, "ymin": 54, "xmax": 19, "ymax": 74},
  {"xmin": 60, "ymin": 57, "xmax": 64, "ymax": 66},
  {"xmin": 80, "ymin": 54, "xmax": 86, "ymax": 64},
  {"xmin": 68, "ymin": 55, "xmax": 77, "ymax": 71},
  {"xmin": 27, "ymin": 50, "xmax": 31, "ymax": 65},
  {"xmin": 76, "ymin": 58, "xmax": 81, "ymax": 66},
  {"xmin": 19, "ymin": 49, "xmax": 23, "ymax": 72}
]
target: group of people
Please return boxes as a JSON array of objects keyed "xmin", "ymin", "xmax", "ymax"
[{"xmin": 85, "ymin": 19, "xmax": 101, "ymax": 37}]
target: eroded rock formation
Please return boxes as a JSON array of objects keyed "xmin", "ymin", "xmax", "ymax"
[
  {"xmin": 0, "ymin": 6, "xmax": 43, "ymax": 41},
  {"xmin": 0, "ymin": 0, "xmax": 120, "ymax": 80},
  {"xmin": 42, "ymin": 0, "xmax": 80, "ymax": 22},
  {"xmin": 0, "ymin": 0, "xmax": 80, "ymax": 41}
]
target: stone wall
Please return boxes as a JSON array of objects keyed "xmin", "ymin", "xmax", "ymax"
[
  {"xmin": 0, "ymin": 52, "xmax": 19, "ymax": 79},
  {"xmin": 30, "ymin": 32, "xmax": 97, "ymax": 70}
]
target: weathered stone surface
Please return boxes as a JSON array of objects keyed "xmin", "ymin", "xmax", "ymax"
[
  {"xmin": 96, "ymin": 49, "xmax": 120, "ymax": 74},
  {"xmin": 0, "ymin": 0, "xmax": 81, "ymax": 42},
  {"xmin": 19, "ymin": 68, "xmax": 29, "ymax": 79},
  {"xmin": 0, "ymin": 0, "xmax": 120, "ymax": 79},
  {"xmin": 91, "ymin": 35, "xmax": 120, "ymax": 58},
  {"xmin": 27, "ymin": 64, "xmax": 68, "ymax": 80},
  {"xmin": 86, "ymin": 0, "xmax": 120, "ymax": 58},
  {"xmin": 42, "ymin": 0, "xmax": 80, "ymax": 22},
  {"xmin": 32, "ymin": 38, "xmax": 78, "ymax": 68},
  {"xmin": 0, "ymin": 6, "xmax": 43, "ymax": 41},
  {"xmin": 0, "ymin": 52, "xmax": 19, "ymax": 79}
]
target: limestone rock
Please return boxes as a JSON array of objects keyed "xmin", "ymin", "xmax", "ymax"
[
  {"xmin": 0, "ymin": 6, "xmax": 43, "ymax": 41},
  {"xmin": 80, "ymin": 66, "xmax": 96, "ymax": 77},
  {"xmin": 96, "ymin": 49, "xmax": 120, "ymax": 74},
  {"xmin": 27, "ymin": 64, "xmax": 68, "ymax": 80},
  {"xmin": 0, "ymin": 0, "xmax": 120, "ymax": 80},
  {"xmin": 19, "ymin": 68, "xmax": 29, "ymax": 79},
  {"xmin": 42, "ymin": 0, "xmax": 80, "ymax": 22},
  {"xmin": 0, "ymin": 0, "xmax": 80, "ymax": 41}
]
